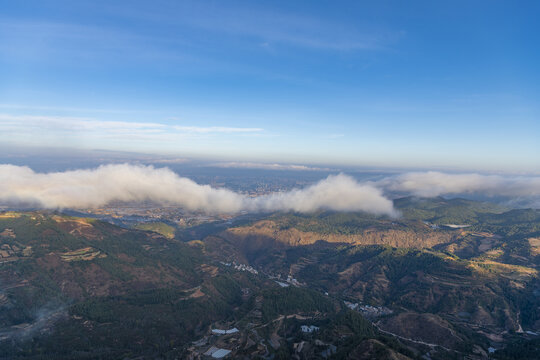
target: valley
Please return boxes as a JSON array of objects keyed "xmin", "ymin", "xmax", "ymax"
[{"xmin": 0, "ymin": 197, "xmax": 538, "ymax": 359}]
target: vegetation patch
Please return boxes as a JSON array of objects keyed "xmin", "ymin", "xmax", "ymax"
[
  {"xmin": 59, "ymin": 247, "xmax": 105, "ymax": 262},
  {"xmin": 135, "ymin": 222, "xmax": 176, "ymax": 239},
  {"xmin": 467, "ymin": 259, "xmax": 537, "ymax": 281}
]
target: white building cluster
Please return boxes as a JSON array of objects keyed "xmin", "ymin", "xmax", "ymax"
[
  {"xmin": 233, "ymin": 263, "xmax": 258, "ymax": 274},
  {"xmin": 211, "ymin": 328, "xmax": 239, "ymax": 335},
  {"xmin": 344, "ymin": 301, "xmax": 393, "ymax": 317},
  {"xmin": 301, "ymin": 325, "xmax": 319, "ymax": 333}
]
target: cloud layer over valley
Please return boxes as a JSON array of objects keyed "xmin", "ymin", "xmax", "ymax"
[
  {"xmin": 0, "ymin": 164, "xmax": 396, "ymax": 216},
  {"xmin": 1, "ymin": 165, "xmax": 539, "ymax": 216},
  {"xmin": 378, "ymin": 171, "xmax": 540, "ymax": 205},
  {"xmin": 374, "ymin": 171, "xmax": 540, "ymax": 209}
]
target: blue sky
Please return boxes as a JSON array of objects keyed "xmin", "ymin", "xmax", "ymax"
[{"xmin": 0, "ymin": 0, "xmax": 538, "ymax": 172}]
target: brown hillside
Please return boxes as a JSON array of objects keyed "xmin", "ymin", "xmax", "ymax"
[{"xmin": 223, "ymin": 220, "xmax": 456, "ymax": 248}]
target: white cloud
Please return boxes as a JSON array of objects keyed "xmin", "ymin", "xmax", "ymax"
[
  {"xmin": 210, "ymin": 162, "xmax": 332, "ymax": 171},
  {"xmin": 0, "ymin": 164, "xmax": 397, "ymax": 216},
  {"xmin": 172, "ymin": 126, "xmax": 263, "ymax": 133},
  {"xmin": 378, "ymin": 171, "xmax": 540, "ymax": 198},
  {"xmin": 0, "ymin": 114, "xmax": 264, "ymax": 143},
  {"xmin": 172, "ymin": 3, "xmax": 396, "ymax": 51},
  {"xmin": 4, "ymin": 165, "xmax": 537, "ymax": 216},
  {"xmin": 250, "ymin": 174, "xmax": 397, "ymax": 215}
]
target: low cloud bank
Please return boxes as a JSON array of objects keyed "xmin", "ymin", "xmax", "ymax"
[
  {"xmin": 2, "ymin": 165, "xmax": 538, "ymax": 215},
  {"xmin": 379, "ymin": 171, "xmax": 540, "ymax": 198},
  {"xmin": 250, "ymin": 174, "xmax": 397, "ymax": 215},
  {"xmin": 0, "ymin": 164, "xmax": 396, "ymax": 216}
]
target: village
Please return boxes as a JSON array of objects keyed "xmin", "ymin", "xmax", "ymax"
[
  {"xmin": 179, "ymin": 260, "xmax": 340, "ymax": 358},
  {"xmin": 185, "ymin": 315, "xmax": 336, "ymax": 359},
  {"xmin": 344, "ymin": 301, "xmax": 393, "ymax": 319}
]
